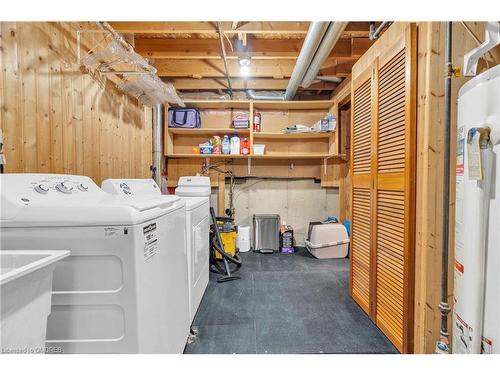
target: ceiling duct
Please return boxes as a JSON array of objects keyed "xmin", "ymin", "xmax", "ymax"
[
  {"xmin": 300, "ymin": 22, "xmax": 348, "ymax": 88},
  {"xmin": 246, "ymin": 21, "xmax": 328, "ymax": 101},
  {"xmin": 315, "ymin": 75, "xmax": 343, "ymax": 83},
  {"xmin": 284, "ymin": 21, "xmax": 329, "ymax": 100}
]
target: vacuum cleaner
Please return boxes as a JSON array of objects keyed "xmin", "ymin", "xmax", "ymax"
[{"xmin": 209, "ymin": 207, "xmax": 242, "ymax": 283}]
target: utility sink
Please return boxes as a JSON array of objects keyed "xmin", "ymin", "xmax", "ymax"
[{"xmin": 1, "ymin": 250, "xmax": 69, "ymax": 354}]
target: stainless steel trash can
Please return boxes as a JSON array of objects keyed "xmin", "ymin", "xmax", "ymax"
[{"xmin": 253, "ymin": 214, "xmax": 280, "ymax": 254}]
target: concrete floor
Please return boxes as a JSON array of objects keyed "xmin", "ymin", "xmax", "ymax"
[{"xmin": 184, "ymin": 248, "xmax": 398, "ymax": 354}]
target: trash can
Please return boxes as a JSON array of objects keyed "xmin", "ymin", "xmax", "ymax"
[
  {"xmin": 1, "ymin": 250, "xmax": 70, "ymax": 354},
  {"xmin": 253, "ymin": 214, "xmax": 280, "ymax": 254}
]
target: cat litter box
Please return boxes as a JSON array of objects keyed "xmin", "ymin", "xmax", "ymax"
[{"xmin": 305, "ymin": 222, "xmax": 350, "ymax": 259}]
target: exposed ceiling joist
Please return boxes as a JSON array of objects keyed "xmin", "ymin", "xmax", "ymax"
[
  {"xmin": 109, "ymin": 21, "xmax": 309, "ymax": 35},
  {"xmin": 135, "ymin": 38, "xmax": 371, "ymax": 60},
  {"xmin": 109, "ymin": 22, "xmax": 376, "ymax": 38},
  {"xmin": 168, "ymin": 78, "xmax": 338, "ymax": 90},
  {"xmin": 153, "ymin": 59, "xmax": 352, "ymax": 78}
]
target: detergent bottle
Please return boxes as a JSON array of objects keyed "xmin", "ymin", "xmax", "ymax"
[
  {"xmin": 222, "ymin": 135, "xmax": 231, "ymax": 154},
  {"xmin": 230, "ymin": 135, "xmax": 241, "ymax": 155},
  {"xmin": 240, "ymin": 137, "xmax": 250, "ymax": 155}
]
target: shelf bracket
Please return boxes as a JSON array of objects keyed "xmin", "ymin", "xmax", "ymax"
[{"xmin": 323, "ymin": 156, "xmax": 333, "ymax": 176}]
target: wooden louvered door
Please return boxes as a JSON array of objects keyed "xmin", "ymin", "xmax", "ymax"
[
  {"xmin": 350, "ymin": 24, "xmax": 416, "ymax": 353},
  {"xmin": 350, "ymin": 69, "xmax": 374, "ymax": 315}
]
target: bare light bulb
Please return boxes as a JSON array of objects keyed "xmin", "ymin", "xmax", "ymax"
[{"xmin": 240, "ymin": 65, "xmax": 250, "ymax": 76}]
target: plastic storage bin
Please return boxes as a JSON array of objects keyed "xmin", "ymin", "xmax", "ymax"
[
  {"xmin": 253, "ymin": 144, "xmax": 265, "ymax": 155},
  {"xmin": 1, "ymin": 250, "xmax": 70, "ymax": 354},
  {"xmin": 305, "ymin": 222, "xmax": 349, "ymax": 259}
]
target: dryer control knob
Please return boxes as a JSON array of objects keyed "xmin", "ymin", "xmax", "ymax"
[
  {"xmin": 56, "ymin": 182, "xmax": 73, "ymax": 194},
  {"xmin": 34, "ymin": 184, "xmax": 50, "ymax": 194},
  {"xmin": 77, "ymin": 183, "xmax": 89, "ymax": 192}
]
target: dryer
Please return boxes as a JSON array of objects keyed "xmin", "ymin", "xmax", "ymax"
[
  {"xmin": 176, "ymin": 177, "xmax": 211, "ymax": 324},
  {"xmin": 102, "ymin": 177, "xmax": 210, "ymax": 324},
  {"xmin": 0, "ymin": 173, "xmax": 187, "ymax": 353}
]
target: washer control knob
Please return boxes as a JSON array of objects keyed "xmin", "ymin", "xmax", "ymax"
[
  {"xmin": 77, "ymin": 183, "xmax": 89, "ymax": 192},
  {"xmin": 56, "ymin": 182, "xmax": 73, "ymax": 194},
  {"xmin": 34, "ymin": 184, "xmax": 50, "ymax": 194},
  {"xmin": 120, "ymin": 182, "xmax": 131, "ymax": 195}
]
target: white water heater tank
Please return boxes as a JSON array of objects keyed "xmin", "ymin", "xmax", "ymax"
[{"xmin": 453, "ymin": 64, "xmax": 500, "ymax": 354}]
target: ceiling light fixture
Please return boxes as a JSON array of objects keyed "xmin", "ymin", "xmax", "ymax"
[{"xmin": 239, "ymin": 56, "xmax": 251, "ymax": 77}]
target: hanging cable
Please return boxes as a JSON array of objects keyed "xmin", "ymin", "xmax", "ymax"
[{"xmin": 217, "ymin": 22, "xmax": 233, "ymax": 98}]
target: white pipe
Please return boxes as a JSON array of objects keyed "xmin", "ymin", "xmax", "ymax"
[
  {"xmin": 369, "ymin": 21, "xmax": 392, "ymax": 40},
  {"xmin": 152, "ymin": 104, "xmax": 164, "ymax": 189},
  {"xmin": 315, "ymin": 76, "xmax": 343, "ymax": 83},
  {"xmin": 301, "ymin": 22, "xmax": 348, "ymax": 88},
  {"xmin": 246, "ymin": 89, "xmax": 285, "ymax": 101}
]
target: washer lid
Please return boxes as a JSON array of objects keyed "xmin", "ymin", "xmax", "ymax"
[
  {"xmin": 176, "ymin": 176, "xmax": 211, "ymax": 197},
  {"xmin": 101, "ymin": 178, "xmax": 161, "ymax": 197},
  {"xmin": 0, "ymin": 174, "xmax": 172, "ymax": 227}
]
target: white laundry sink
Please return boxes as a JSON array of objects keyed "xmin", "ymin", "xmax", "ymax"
[{"xmin": 1, "ymin": 250, "xmax": 69, "ymax": 354}]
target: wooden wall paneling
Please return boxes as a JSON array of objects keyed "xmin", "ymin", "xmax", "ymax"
[
  {"xmin": 413, "ymin": 21, "xmax": 500, "ymax": 354},
  {"xmin": 1, "ymin": 23, "xmax": 22, "ymax": 172},
  {"xmin": 34, "ymin": 24, "xmax": 51, "ymax": 173},
  {"xmin": 48, "ymin": 24, "xmax": 64, "ymax": 174},
  {"xmin": 0, "ymin": 22, "xmax": 152, "ymax": 185},
  {"xmin": 402, "ymin": 23, "xmax": 417, "ymax": 354}
]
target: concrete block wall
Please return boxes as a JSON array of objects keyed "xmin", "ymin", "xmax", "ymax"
[{"xmin": 210, "ymin": 178, "xmax": 340, "ymax": 245}]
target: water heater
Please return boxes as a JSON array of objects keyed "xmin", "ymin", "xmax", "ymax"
[{"xmin": 453, "ymin": 64, "xmax": 500, "ymax": 354}]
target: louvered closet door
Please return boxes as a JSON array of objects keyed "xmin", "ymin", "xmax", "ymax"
[
  {"xmin": 350, "ymin": 70, "xmax": 374, "ymax": 315},
  {"xmin": 350, "ymin": 24, "xmax": 416, "ymax": 353}
]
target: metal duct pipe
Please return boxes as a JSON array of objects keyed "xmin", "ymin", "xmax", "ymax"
[
  {"xmin": 284, "ymin": 22, "xmax": 329, "ymax": 100},
  {"xmin": 315, "ymin": 76, "xmax": 343, "ymax": 83},
  {"xmin": 246, "ymin": 89, "xmax": 285, "ymax": 101},
  {"xmin": 152, "ymin": 104, "xmax": 164, "ymax": 190},
  {"xmin": 301, "ymin": 22, "xmax": 348, "ymax": 88},
  {"xmin": 369, "ymin": 21, "xmax": 393, "ymax": 40}
]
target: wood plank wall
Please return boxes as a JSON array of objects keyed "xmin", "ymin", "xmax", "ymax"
[
  {"xmin": 414, "ymin": 21, "xmax": 500, "ymax": 353},
  {"xmin": 0, "ymin": 22, "xmax": 152, "ymax": 185}
]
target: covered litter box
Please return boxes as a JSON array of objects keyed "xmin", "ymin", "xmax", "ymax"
[{"xmin": 305, "ymin": 222, "xmax": 349, "ymax": 259}]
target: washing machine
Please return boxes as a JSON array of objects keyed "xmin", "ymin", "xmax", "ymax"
[
  {"xmin": 102, "ymin": 177, "xmax": 210, "ymax": 324},
  {"xmin": 0, "ymin": 173, "xmax": 188, "ymax": 353}
]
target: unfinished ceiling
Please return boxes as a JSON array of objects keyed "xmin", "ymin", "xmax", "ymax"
[{"xmin": 107, "ymin": 22, "xmax": 377, "ymax": 99}]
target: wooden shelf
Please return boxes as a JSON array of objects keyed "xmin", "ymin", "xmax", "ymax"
[
  {"xmin": 251, "ymin": 153, "xmax": 344, "ymax": 160},
  {"xmin": 166, "ymin": 153, "xmax": 249, "ymax": 159},
  {"xmin": 166, "ymin": 153, "xmax": 345, "ymax": 160},
  {"xmin": 253, "ymin": 132, "xmax": 333, "ymax": 139},
  {"xmin": 168, "ymin": 128, "xmax": 250, "ymax": 135}
]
